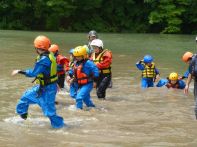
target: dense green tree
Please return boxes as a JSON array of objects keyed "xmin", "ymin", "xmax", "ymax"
[
  {"xmin": 0, "ymin": 0, "xmax": 196, "ymax": 33},
  {"xmin": 181, "ymin": 0, "xmax": 197, "ymax": 34},
  {"xmin": 0, "ymin": 0, "xmax": 34, "ymax": 30},
  {"xmin": 65, "ymin": 0, "xmax": 149, "ymax": 32},
  {"xmin": 45, "ymin": 0, "xmax": 74, "ymax": 31},
  {"xmin": 101, "ymin": 0, "xmax": 150, "ymax": 32},
  {"xmin": 145, "ymin": 0, "xmax": 189, "ymax": 33}
]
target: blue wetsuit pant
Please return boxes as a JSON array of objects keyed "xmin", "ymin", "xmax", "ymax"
[
  {"xmin": 70, "ymin": 82, "xmax": 78, "ymax": 99},
  {"xmin": 71, "ymin": 82, "xmax": 95, "ymax": 109},
  {"xmin": 16, "ymin": 84, "xmax": 64, "ymax": 129},
  {"xmin": 141, "ymin": 77, "xmax": 154, "ymax": 88}
]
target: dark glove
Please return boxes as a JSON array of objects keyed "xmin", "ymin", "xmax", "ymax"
[
  {"xmin": 18, "ymin": 70, "xmax": 26, "ymax": 75},
  {"xmin": 178, "ymin": 76, "xmax": 185, "ymax": 80},
  {"xmin": 93, "ymin": 77, "xmax": 99, "ymax": 82}
]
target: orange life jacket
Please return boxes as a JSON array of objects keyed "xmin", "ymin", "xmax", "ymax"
[
  {"xmin": 56, "ymin": 54, "xmax": 69, "ymax": 75},
  {"xmin": 74, "ymin": 61, "xmax": 91, "ymax": 85}
]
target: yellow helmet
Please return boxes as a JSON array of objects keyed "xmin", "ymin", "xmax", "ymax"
[
  {"xmin": 73, "ymin": 46, "xmax": 87, "ymax": 58},
  {"xmin": 169, "ymin": 72, "xmax": 178, "ymax": 81}
]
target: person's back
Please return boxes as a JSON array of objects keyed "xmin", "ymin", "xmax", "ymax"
[
  {"xmin": 180, "ymin": 51, "xmax": 194, "ymax": 80},
  {"xmin": 12, "ymin": 35, "xmax": 64, "ymax": 129},
  {"xmin": 184, "ymin": 36, "xmax": 197, "ymax": 119},
  {"xmin": 49, "ymin": 44, "xmax": 69, "ymax": 88}
]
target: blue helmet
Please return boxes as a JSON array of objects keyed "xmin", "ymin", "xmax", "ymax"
[
  {"xmin": 143, "ymin": 55, "xmax": 153, "ymax": 63},
  {"xmin": 69, "ymin": 48, "xmax": 74, "ymax": 54}
]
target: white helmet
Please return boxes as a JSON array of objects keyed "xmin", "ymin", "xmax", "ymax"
[
  {"xmin": 196, "ymin": 36, "xmax": 197, "ymax": 41},
  {"xmin": 90, "ymin": 39, "xmax": 103, "ymax": 48}
]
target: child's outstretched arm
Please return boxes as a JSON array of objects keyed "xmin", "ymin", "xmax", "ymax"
[
  {"xmin": 156, "ymin": 79, "xmax": 168, "ymax": 87},
  {"xmin": 178, "ymin": 80, "xmax": 186, "ymax": 89},
  {"xmin": 179, "ymin": 70, "xmax": 189, "ymax": 80},
  {"xmin": 154, "ymin": 68, "xmax": 160, "ymax": 82},
  {"xmin": 136, "ymin": 60, "xmax": 145, "ymax": 70}
]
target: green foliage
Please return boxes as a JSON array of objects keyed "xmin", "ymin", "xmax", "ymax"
[
  {"xmin": 146, "ymin": 0, "xmax": 189, "ymax": 33},
  {"xmin": 0, "ymin": 0, "xmax": 196, "ymax": 33},
  {"xmin": 181, "ymin": 0, "xmax": 197, "ymax": 34}
]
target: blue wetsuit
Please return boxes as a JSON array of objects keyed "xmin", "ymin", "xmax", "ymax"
[
  {"xmin": 16, "ymin": 53, "xmax": 64, "ymax": 128},
  {"xmin": 136, "ymin": 61, "xmax": 159, "ymax": 88},
  {"xmin": 156, "ymin": 78, "xmax": 185, "ymax": 89},
  {"xmin": 69, "ymin": 59, "xmax": 99, "ymax": 109}
]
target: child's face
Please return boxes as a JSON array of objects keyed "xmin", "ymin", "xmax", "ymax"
[
  {"xmin": 89, "ymin": 36, "xmax": 96, "ymax": 42},
  {"xmin": 145, "ymin": 62, "xmax": 152, "ymax": 66},
  {"xmin": 92, "ymin": 46, "xmax": 100, "ymax": 54},
  {"xmin": 75, "ymin": 56, "xmax": 83, "ymax": 61},
  {"xmin": 170, "ymin": 80, "xmax": 177, "ymax": 84},
  {"xmin": 69, "ymin": 54, "xmax": 73, "ymax": 60}
]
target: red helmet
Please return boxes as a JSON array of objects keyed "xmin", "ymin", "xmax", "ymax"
[
  {"xmin": 34, "ymin": 35, "xmax": 51, "ymax": 50},
  {"xmin": 48, "ymin": 44, "xmax": 59, "ymax": 53}
]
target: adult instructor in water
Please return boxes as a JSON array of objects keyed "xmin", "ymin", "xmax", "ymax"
[{"xmin": 184, "ymin": 36, "xmax": 197, "ymax": 119}]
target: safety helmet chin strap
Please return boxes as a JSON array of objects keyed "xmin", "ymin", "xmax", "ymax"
[
  {"xmin": 36, "ymin": 48, "xmax": 48, "ymax": 55},
  {"xmin": 54, "ymin": 51, "xmax": 59, "ymax": 56},
  {"xmin": 99, "ymin": 47, "xmax": 103, "ymax": 53}
]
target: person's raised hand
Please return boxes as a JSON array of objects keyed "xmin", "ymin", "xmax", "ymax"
[{"xmin": 11, "ymin": 70, "xmax": 20, "ymax": 76}]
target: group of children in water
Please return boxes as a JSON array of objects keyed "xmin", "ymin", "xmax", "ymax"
[
  {"xmin": 11, "ymin": 31, "xmax": 197, "ymax": 129},
  {"xmin": 136, "ymin": 36, "xmax": 197, "ymax": 121},
  {"xmin": 11, "ymin": 31, "xmax": 112, "ymax": 128},
  {"xmin": 136, "ymin": 36, "xmax": 197, "ymax": 90},
  {"xmin": 136, "ymin": 54, "xmax": 188, "ymax": 89}
]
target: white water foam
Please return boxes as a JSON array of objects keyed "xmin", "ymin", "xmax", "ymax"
[
  {"xmin": 3, "ymin": 116, "xmax": 49, "ymax": 127},
  {"xmin": 58, "ymin": 88, "xmax": 70, "ymax": 95},
  {"xmin": 67, "ymin": 104, "xmax": 77, "ymax": 111}
]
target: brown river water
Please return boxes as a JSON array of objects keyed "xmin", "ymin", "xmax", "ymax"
[{"xmin": 0, "ymin": 30, "xmax": 197, "ymax": 147}]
